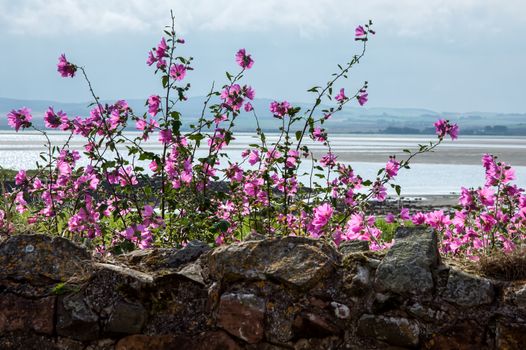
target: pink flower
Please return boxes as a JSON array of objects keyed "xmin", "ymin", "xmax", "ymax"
[
  {"xmin": 57, "ymin": 54, "xmax": 76, "ymax": 77},
  {"xmin": 248, "ymin": 150, "xmax": 261, "ymax": 166},
  {"xmin": 310, "ymin": 203, "xmax": 334, "ymax": 236},
  {"xmin": 372, "ymin": 181, "xmax": 387, "ymax": 201},
  {"xmin": 244, "ymin": 85, "xmax": 255, "ymax": 100},
  {"xmin": 7, "ymin": 107, "xmax": 32, "ymax": 131},
  {"xmin": 335, "ymin": 88, "xmax": 347, "ymax": 102},
  {"xmin": 44, "ymin": 107, "xmax": 68, "ymax": 129},
  {"xmin": 147, "ymin": 95, "xmax": 161, "ymax": 116},
  {"xmin": 149, "ymin": 160, "xmax": 159, "ymax": 172},
  {"xmin": 400, "ymin": 207, "xmax": 410, "ymax": 220},
  {"xmin": 320, "ymin": 152, "xmax": 337, "ymax": 168},
  {"xmin": 385, "ymin": 157, "xmax": 400, "ymax": 178},
  {"xmin": 412, "ymin": 212, "xmax": 426, "ymax": 225},
  {"xmin": 235, "ymin": 49, "xmax": 254, "ymax": 69},
  {"xmin": 355, "ymin": 25, "xmax": 366, "ymax": 38},
  {"xmin": 159, "ymin": 129, "xmax": 173, "ymax": 144},
  {"xmin": 221, "ymin": 84, "xmax": 244, "ymax": 111},
  {"xmin": 357, "ymin": 92, "xmax": 368, "ymax": 106},
  {"xmin": 478, "ymin": 187, "xmax": 495, "ymax": 206},
  {"xmin": 15, "ymin": 170, "xmax": 27, "ymax": 186},
  {"xmin": 156, "ymin": 37, "xmax": 168, "ymax": 59},
  {"xmin": 385, "ymin": 213, "xmax": 395, "ymax": 223},
  {"xmin": 269, "ymin": 101, "xmax": 291, "ymax": 118},
  {"xmin": 170, "ymin": 64, "xmax": 187, "ymax": 81},
  {"xmin": 244, "ymin": 102, "xmax": 253, "ymax": 112},
  {"xmin": 425, "ymin": 210, "xmax": 450, "ymax": 229},
  {"xmin": 459, "ymin": 187, "xmax": 474, "ymax": 208},
  {"xmin": 312, "ymin": 128, "xmax": 326, "ymax": 142},
  {"xmin": 434, "ymin": 119, "xmax": 459, "ymax": 140}
]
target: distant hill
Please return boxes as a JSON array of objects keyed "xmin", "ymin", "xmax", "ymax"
[{"xmin": 1, "ymin": 96, "xmax": 525, "ymax": 135}]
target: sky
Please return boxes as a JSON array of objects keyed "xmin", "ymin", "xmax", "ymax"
[{"xmin": 0, "ymin": 0, "xmax": 525, "ymax": 113}]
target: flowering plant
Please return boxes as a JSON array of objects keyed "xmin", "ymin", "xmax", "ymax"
[{"xmin": 5, "ymin": 14, "xmax": 520, "ymax": 259}]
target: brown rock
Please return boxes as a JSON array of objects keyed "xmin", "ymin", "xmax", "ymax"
[
  {"xmin": 218, "ymin": 293, "xmax": 266, "ymax": 343},
  {"xmin": 144, "ymin": 276, "xmax": 208, "ymax": 335},
  {"xmin": 208, "ymin": 236, "xmax": 339, "ymax": 290},
  {"xmin": 293, "ymin": 311, "xmax": 341, "ymax": 337},
  {"xmin": 0, "ymin": 234, "xmax": 90, "ymax": 284},
  {"xmin": 0, "ymin": 293, "xmax": 55, "ymax": 335},
  {"xmin": 496, "ymin": 322, "xmax": 526, "ymax": 350},
  {"xmin": 105, "ymin": 300, "xmax": 147, "ymax": 334},
  {"xmin": 116, "ymin": 331, "xmax": 241, "ymax": 350},
  {"xmin": 115, "ymin": 335, "xmax": 179, "ymax": 350},
  {"xmin": 357, "ymin": 314, "xmax": 420, "ymax": 348},
  {"xmin": 0, "ymin": 333, "xmax": 58, "ymax": 350},
  {"xmin": 442, "ymin": 268, "xmax": 494, "ymax": 307},
  {"xmin": 56, "ymin": 292, "xmax": 100, "ymax": 341}
]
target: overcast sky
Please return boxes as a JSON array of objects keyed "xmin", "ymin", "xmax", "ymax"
[{"xmin": 0, "ymin": 0, "xmax": 525, "ymax": 113}]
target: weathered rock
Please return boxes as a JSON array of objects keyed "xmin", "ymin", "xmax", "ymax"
[
  {"xmin": 0, "ymin": 293, "xmax": 55, "ymax": 335},
  {"xmin": 339, "ymin": 240, "xmax": 369, "ymax": 254},
  {"xmin": 0, "ymin": 333, "xmax": 59, "ymax": 350},
  {"xmin": 115, "ymin": 331, "xmax": 241, "ymax": 350},
  {"xmin": 357, "ymin": 314, "xmax": 420, "ymax": 348},
  {"xmin": 293, "ymin": 336, "xmax": 342, "ymax": 350},
  {"xmin": 115, "ymin": 334, "xmax": 178, "ymax": 350},
  {"xmin": 442, "ymin": 268, "xmax": 494, "ymax": 307},
  {"xmin": 208, "ymin": 236, "xmax": 339, "ymax": 290},
  {"xmin": 330, "ymin": 302, "xmax": 351, "ymax": 319},
  {"xmin": 346, "ymin": 264, "xmax": 371, "ymax": 296},
  {"xmin": 84, "ymin": 263, "xmax": 152, "ymax": 319},
  {"xmin": 423, "ymin": 320, "xmax": 492, "ymax": 350},
  {"xmin": 105, "ymin": 300, "xmax": 147, "ymax": 334},
  {"xmin": 217, "ymin": 293, "xmax": 266, "ymax": 344},
  {"xmin": 144, "ymin": 275, "xmax": 208, "ymax": 335},
  {"xmin": 496, "ymin": 322, "xmax": 526, "ymax": 350},
  {"xmin": 374, "ymin": 227, "xmax": 439, "ymax": 295},
  {"xmin": 512, "ymin": 284, "xmax": 526, "ymax": 310},
  {"xmin": 292, "ymin": 311, "xmax": 341, "ymax": 337},
  {"xmin": 124, "ymin": 241, "xmax": 211, "ymax": 271},
  {"xmin": 0, "ymin": 234, "xmax": 90, "ymax": 295},
  {"xmin": 56, "ymin": 292, "xmax": 100, "ymax": 341},
  {"xmin": 177, "ymin": 260, "xmax": 205, "ymax": 285}
]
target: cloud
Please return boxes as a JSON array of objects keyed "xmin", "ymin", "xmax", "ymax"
[{"xmin": 0, "ymin": 0, "xmax": 525, "ymax": 38}]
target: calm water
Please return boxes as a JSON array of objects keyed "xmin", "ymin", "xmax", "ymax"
[{"xmin": 1, "ymin": 131, "xmax": 525, "ymax": 195}]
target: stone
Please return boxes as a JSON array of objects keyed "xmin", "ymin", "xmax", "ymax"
[
  {"xmin": 513, "ymin": 284, "xmax": 526, "ymax": 310},
  {"xmin": 293, "ymin": 337, "xmax": 342, "ymax": 350},
  {"xmin": 374, "ymin": 227, "xmax": 439, "ymax": 295},
  {"xmin": 115, "ymin": 331, "xmax": 241, "ymax": 350},
  {"xmin": 347, "ymin": 264, "xmax": 371, "ymax": 296},
  {"xmin": 115, "ymin": 335, "xmax": 178, "ymax": 350},
  {"xmin": 105, "ymin": 300, "xmax": 147, "ymax": 334},
  {"xmin": 144, "ymin": 276, "xmax": 208, "ymax": 335},
  {"xmin": 83, "ymin": 263, "xmax": 152, "ymax": 320},
  {"xmin": 124, "ymin": 241, "xmax": 211, "ymax": 271},
  {"xmin": 423, "ymin": 320, "xmax": 491, "ymax": 350},
  {"xmin": 217, "ymin": 293, "xmax": 266, "ymax": 344},
  {"xmin": 292, "ymin": 311, "xmax": 341, "ymax": 337},
  {"xmin": 177, "ymin": 260, "xmax": 205, "ymax": 285},
  {"xmin": 208, "ymin": 236, "xmax": 339, "ymax": 290},
  {"xmin": 496, "ymin": 322, "xmax": 526, "ymax": 350},
  {"xmin": 0, "ymin": 333, "xmax": 58, "ymax": 350},
  {"xmin": 339, "ymin": 240, "xmax": 369, "ymax": 254},
  {"xmin": 0, "ymin": 293, "xmax": 55, "ymax": 335},
  {"xmin": 0, "ymin": 234, "xmax": 91, "ymax": 291},
  {"xmin": 56, "ymin": 292, "xmax": 100, "ymax": 341},
  {"xmin": 357, "ymin": 314, "xmax": 420, "ymax": 348},
  {"xmin": 442, "ymin": 268, "xmax": 494, "ymax": 307},
  {"xmin": 330, "ymin": 302, "xmax": 350, "ymax": 319}
]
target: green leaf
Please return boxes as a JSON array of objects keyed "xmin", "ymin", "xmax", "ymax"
[{"xmin": 295, "ymin": 130, "xmax": 302, "ymax": 141}]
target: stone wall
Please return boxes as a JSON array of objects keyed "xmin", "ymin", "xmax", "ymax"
[{"xmin": 0, "ymin": 228, "xmax": 525, "ymax": 349}]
